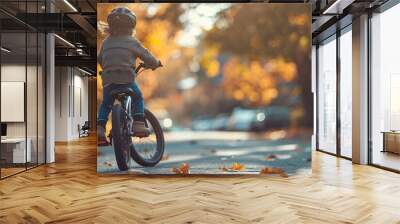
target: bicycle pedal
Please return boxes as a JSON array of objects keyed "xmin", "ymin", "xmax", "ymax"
[{"xmin": 133, "ymin": 132, "xmax": 150, "ymax": 138}]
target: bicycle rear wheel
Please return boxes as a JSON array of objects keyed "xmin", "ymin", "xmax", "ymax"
[
  {"xmin": 112, "ymin": 104, "xmax": 132, "ymax": 171},
  {"xmin": 130, "ymin": 109, "xmax": 165, "ymax": 167}
]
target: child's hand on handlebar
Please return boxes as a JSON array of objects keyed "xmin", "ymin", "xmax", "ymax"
[
  {"xmin": 152, "ymin": 60, "xmax": 163, "ymax": 70},
  {"xmin": 137, "ymin": 61, "xmax": 162, "ymax": 72}
]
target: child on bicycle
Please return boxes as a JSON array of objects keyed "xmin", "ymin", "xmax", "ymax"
[{"xmin": 97, "ymin": 7, "xmax": 162, "ymax": 145}]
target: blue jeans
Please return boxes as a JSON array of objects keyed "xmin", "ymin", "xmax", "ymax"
[{"xmin": 97, "ymin": 82, "xmax": 144, "ymax": 127}]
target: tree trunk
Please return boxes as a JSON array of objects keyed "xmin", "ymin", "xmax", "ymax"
[{"xmin": 296, "ymin": 52, "xmax": 313, "ymax": 128}]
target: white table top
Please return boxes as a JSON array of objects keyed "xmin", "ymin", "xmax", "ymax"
[{"xmin": 1, "ymin": 138, "xmax": 28, "ymax": 143}]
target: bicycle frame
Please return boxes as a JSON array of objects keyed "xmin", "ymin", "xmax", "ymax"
[
  {"xmin": 113, "ymin": 94, "xmax": 133, "ymax": 133},
  {"xmin": 107, "ymin": 61, "xmax": 165, "ymax": 169},
  {"xmin": 110, "ymin": 61, "xmax": 157, "ymax": 136}
]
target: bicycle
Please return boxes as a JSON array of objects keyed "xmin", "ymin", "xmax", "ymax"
[{"xmin": 109, "ymin": 62, "xmax": 165, "ymax": 171}]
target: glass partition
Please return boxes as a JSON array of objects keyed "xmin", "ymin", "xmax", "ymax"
[
  {"xmin": 339, "ymin": 27, "xmax": 352, "ymax": 158},
  {"xmin": 38, "ymin": 32, "xmax": 45, "ymax": 165},
  {"xmin": 371, "ymin": 3, "xmax": 400, "ymax": 171},
  {"xmin": 27, "ymin": 31, "xmax": 38, "ymax": 169},
  {"xmin": 1, "ymin": 31, "xmax": 28, "ymax": 177},
  {"xmin": 317, "ymin": 36, "xmax": 337, "ymax": 154},
  {"xmin": 0, "ymin": 1, "xmax": 46, "ymax": 179}
]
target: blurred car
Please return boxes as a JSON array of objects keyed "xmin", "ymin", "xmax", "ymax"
[
  {"xmin": 211, "ymin": 114, "xmax": 230, "ymax": 131},
  {"xmin": 191, "ymin": 116, "xmax": 215, "ymax": 131},
  {"xmin": 227, "ymin": 108, "xmax": 258, "ymax": 131},
  {"xmin": 250, "ymin": 106, "xmax": 290, "ymax": 131}
]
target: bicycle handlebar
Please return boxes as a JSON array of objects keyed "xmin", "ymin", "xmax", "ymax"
[
  {"xmin": 135, "ymin": 63, "xmax": 145, "ymax": 74},
  {"xmin": 135, "ymin": 61, "xmax": 163, "ymax": 76}
]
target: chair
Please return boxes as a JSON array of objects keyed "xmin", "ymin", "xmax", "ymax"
[{"xmin": 78, "ymin": 121, "xmax": 90, "ymax": 138}]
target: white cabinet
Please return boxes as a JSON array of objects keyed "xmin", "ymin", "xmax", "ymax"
[{"xmin": 1, "ymin": 138, "xmax": 32, "ymax": 163}]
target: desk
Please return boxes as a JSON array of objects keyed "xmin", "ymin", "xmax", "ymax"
[
  {"xmin": 382, "ymin": 131, "xmax": 400, "ymax": 154},
  {"xmin": 1, "ymin": 138, "xmax": 31, "ymax": 164}
]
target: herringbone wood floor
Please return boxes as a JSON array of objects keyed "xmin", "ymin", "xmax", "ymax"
[{"xmin": 1, "ymin": 136, "xmax": 400, "ymax": 224}]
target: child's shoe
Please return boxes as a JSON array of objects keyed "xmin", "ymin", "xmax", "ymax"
[
  {"xmin": 132, "ymin": 121, "xmax": 150, "ymax": 137},
  {"xmin": 97, "ymin": 125, "xmax": 109, "ymax": 146}
]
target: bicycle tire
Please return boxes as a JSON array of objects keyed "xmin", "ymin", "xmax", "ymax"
[{"xmin": 112, "ymin": 104, "xmax": 130, "ymax": 171}]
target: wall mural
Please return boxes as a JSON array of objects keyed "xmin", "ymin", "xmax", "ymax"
[{"xmin": 97, "ymin": 3, "xmax": 312, "ymax": 175}]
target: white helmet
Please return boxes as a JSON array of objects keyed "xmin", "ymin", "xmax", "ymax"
[{"xmin": 107, "ymin": 7, "xmax": 136, "ymax": 28}]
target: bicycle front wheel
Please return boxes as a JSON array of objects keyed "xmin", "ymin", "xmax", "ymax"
[{"xmin": 130, "ymin": 109, "xmax": 165, "ymax": 167}]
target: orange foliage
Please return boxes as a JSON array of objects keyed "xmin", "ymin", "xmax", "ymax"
[
  {"xmin": 219, "ymin": 56, "xmax": 297, "ymax": 106},
  {"xmin": 200, "ymin": 45, "xmax": 220, "ymax": 77},
  {"xmin": 220, "ymin": 162, "xmax": 246, "ymax": 172},
  {"xmin": 172, "ymin": 163, "xmax": 190, "ymax": 174},
  {"xmin": 231, "ymin": 162, "xmax": 246, "ymax": 171},
  {"xmin": 260, "ymin": 167, "xmax": 288, "ymax": 177},
  {"xmin": 288, "ymin": 15, "xmax": 308, "ymax": 26}
]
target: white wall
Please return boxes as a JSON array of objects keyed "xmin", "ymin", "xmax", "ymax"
[
  {"xmin": 1, "ymin": 65, "xmax": 26, "ymax": 138},
  {"xmin": 55, "ymin": 67, "xmax": 69, "ymax": 141},
  {"xmin": 1, "ymin": 64, "xmax": 46, "ymax": 164},
  {"xmin": 55, "ymin": 67, "xmax": 89, "ymax": 141}
]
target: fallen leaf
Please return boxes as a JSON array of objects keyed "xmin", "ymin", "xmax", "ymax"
[
  {"xmin": 260, "ymin": 167, "xmax": 288, "ymax": 177},
  {"xmin": 219, "ymin": 163, "xmax": 246, "ymax": 172},
  {"xmin": 265, "ymin": 154, "xmax": 277, "ymax": 161},
  {"xmin": 103, "ymin": 161, "xmax": 113, "ymax": 167},
  {"xmin": 180, "ymin": 163, "xmax": 190, "ymax": 174},
  {"xmin": 260, "ymin": 167, "xmax": 283, "ymax": 174},
  {"xmin": 172, "ymin": 163, "xmax": 190, "ymax": 174},
  {"xmin": 209, "ymin": 149, "xmax": 217, "ymax": 154},
  {"xmin": 219, "ymin": 166, "xmax": 229, "ymax": 172},
  {"xmin": 172, "ymin": 167, "xmax": 182, "ymax": 174},
  {"xmin": 231, "ymin": 162, "xmax": 245, "ymax": 171}
]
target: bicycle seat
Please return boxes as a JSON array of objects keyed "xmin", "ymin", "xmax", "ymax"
[{"xmin": 111, "ymin": 88, "xmax": 135, "ymax": 98}]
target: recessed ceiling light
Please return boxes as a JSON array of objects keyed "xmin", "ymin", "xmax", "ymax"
[
  {"xmin": 323, "ymin": 0, "xmax": 354, "ymax": 15},
  {"xmin": 54, "ymin": 34, "xmax": 75, "ymax": 48},
  {"xmin": 63, "ymin": 0, "xmax": 78, "ymax": 12},
  {"xmin": 78, "ymin": 67, "xmax": 93, "ymax": 76}
]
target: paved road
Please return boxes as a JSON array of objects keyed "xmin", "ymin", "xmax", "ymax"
[{"xmin": 97, "ymin": 131, "xmax": 311, "ymax": 175}]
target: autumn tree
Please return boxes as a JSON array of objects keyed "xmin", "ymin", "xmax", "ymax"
[{"xmin": 203, "ymin": 4, "xmax": 312, "ymax": 126}]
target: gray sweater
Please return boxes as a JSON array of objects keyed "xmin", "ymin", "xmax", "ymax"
[{"xmin": 98, "ymin": 35, "xmax": 159, "ymax": 85}]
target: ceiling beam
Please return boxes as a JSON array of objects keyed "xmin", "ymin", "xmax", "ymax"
[
  {"xmin": 55, "ymin": 55, "xmax": 96, "ymax": 72},
  {"xmin": 67, "ymin": 13, "xmax": 96, "ymax": 38}
]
